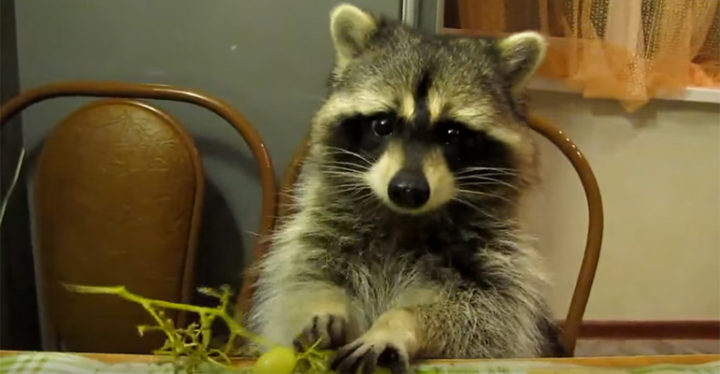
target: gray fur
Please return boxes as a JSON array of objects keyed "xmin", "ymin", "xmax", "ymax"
[{"xmin": 248, "ymin": 3, "xmax": 563, "ymax": 365}]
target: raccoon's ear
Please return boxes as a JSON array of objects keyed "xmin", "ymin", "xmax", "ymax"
[
  {"xmin": 496, "ymin": 31, "xmax": 547, "ymax": 90},
  {"xmin": 330, "ymin": 3, "xmax": 378, "ymax": 68}
]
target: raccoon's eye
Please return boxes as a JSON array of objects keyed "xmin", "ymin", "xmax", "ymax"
[
  {"xmin": 371, "ymin": 115, "xmax": 395, "ymax": 137},
  {"xmin": 437, "ymin": 122, "xmax": 465, "ymax": 145},
  {"xmin": 443, "ymin": 127, "xmax": 462, "ymax": 144}
]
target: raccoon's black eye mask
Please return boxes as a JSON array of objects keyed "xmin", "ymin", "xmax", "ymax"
[
  {"xmin": 326, "ymin": 113, "xmax": 397, "ymax": 163},
  {"xmin": 433, "ymin": 119, "xmax": 511, "ymax": 172},
  {"xmin": 327, "ymin": 112, "xmax": 512, "ymax": 172}
]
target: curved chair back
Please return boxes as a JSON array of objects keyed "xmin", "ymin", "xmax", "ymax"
[
  {"xmin": 0, "ymin": 82, "xmax": 276, "ymax": 352},
  {"xmin": 0, "ymin": 81, "xmax": 276, "ymax": 254}
]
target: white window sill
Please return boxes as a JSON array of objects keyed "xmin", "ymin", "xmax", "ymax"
[{"xmin": 527, "ymin": 77, "xmax": 720, "ymax": 104}]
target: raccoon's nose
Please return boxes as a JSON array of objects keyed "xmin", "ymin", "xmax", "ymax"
[{"xmin": 388, "ymin": 170, "xmax": 430, "ymax": 209}]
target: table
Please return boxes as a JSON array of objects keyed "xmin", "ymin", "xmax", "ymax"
[{"xmin": 1, "ymin": 350, "xmax": 718, "ymax": 369}]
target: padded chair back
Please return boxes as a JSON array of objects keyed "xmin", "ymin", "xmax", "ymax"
[{"xmin": 0, "ymin": 82, "xmax": 276, "ymax": 353}]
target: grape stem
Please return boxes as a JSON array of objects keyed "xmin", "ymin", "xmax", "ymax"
[{"xmin": 64, "ymin": 284, "xmax": 277, "ymax": 352}]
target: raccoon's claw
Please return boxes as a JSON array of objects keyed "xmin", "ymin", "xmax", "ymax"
[
  {"xmin": 331, "ymin": 339, "xmax": 410, "ymax": 374},
  {"xmin": 293, "ymin": 314, "xmax": 348, "ymax": 351}
]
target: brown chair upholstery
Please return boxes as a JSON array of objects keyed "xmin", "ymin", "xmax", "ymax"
[
  {"xmin": 0, "ymin": 82, "xmax": 277, "ymax": 353},
  {"xmin": 34, "ymin": 99, "xmax": 204, "ymax": 353},
  {"xmin": 246, "ymin": 115, "xmax": 604, "ymax": 356}
]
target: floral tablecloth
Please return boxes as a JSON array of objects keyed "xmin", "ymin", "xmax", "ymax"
[{"xmin": 1, "ymin": 352, "xmax": 718, "ymax": 374}]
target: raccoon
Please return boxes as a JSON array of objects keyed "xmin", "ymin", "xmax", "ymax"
[{"xmin": 248, "ymin": 3, "xmax": 565, "ymax": 373}]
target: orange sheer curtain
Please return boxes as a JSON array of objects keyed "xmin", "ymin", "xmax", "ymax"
[{"xmin": 454, "ymin": 0, "xmax": 720, "ymax": 111}]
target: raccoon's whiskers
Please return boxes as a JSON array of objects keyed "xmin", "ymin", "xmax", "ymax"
[
  {"xmin": 321, "ymin": 171, "xmax": 367, "ymax": 183},
  {"xmin": 345, "ymin": 191, "xmax": 378, "ymax": 205},
  {"xmin": 451, "ymin": 197, "xmax": 500, "ymax": 220},
  {"xmin": 326, "ymin": 189, "xmax": 379, "ymax": 210},
  {"xmin": 324, "ymin": 146, "xmax": 373, "ymax": 166},
  {"xmin": 451, "ymin": 197, "xmax": 481, "ymax": 211},
  {"xmin": 456, "ymin": 189, "xmax": 514, "ymax": 204},
  {"xmin": 324, "ymin": 159, "xmax": 371, "ymax": 170},
  {"xmin": 456, "ymin": 166, "xmax": 517, "ymax": 174},
  {"xmin": 456, "ymin": 175, "xmax": 514, "ymax": 181},
  {"xmin": 455, "ymin": 174, "xmax": 517, "ymax": 181},
  {"xmin": 332, "ymin": 181, "xmax": 369, "ymax": 189},
  {"xmin": 323, "ymin": 164, "xmax": 367, "ymax": 173},
  {"xmin": 328, "ymin": 185, "xmax": 370, "ymax": 195},
  {"xmin": 455, "ymin": 168, "xmax": 519, "ymax": 180},
  {"xmin": 456, "ymin": 177, "xmax": 520, "ymax": 191},
  {"xmin": 322, "ymin": 161, "xmax": 371, "ymax": 178}
]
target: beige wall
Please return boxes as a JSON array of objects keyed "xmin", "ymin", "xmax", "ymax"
[{"xmin": 521, "ymin": 91, "xmax": 720, "ymax": 321}]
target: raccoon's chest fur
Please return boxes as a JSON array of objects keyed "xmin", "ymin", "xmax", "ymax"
[{"xmin": 318, "ymin": 233, "xmax": 461, "ymax": 331}]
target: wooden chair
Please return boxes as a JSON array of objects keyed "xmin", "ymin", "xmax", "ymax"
[
  {"xmin": 0, "ymin": 82, "xmax": 276, "ymax": 353},
  {"xmin": 247, "ymin": 115, "xmax": 604, "ymax": 356}
]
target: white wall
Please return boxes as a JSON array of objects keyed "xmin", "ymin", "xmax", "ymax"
[{"xmin": 522, "ymin": 91, "xmax": 720, "ymax": 321}]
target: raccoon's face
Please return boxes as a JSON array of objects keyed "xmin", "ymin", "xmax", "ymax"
[{"xmin": 309, "ymin": 4, "xmax": 545, "ymax": 215}]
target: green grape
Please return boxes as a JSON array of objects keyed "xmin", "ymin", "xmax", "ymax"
[{"xmin": 253, "ymin": 346, "xmax": 298, "ymax": 374}]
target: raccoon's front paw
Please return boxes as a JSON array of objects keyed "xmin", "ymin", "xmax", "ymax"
[
  {"xmin": 293, "ymin": 314, "xmax": 349, "ymax": 351},
  {"xmin": 331, "ymin": 337, "xmax": 410, "ymax": 374}
]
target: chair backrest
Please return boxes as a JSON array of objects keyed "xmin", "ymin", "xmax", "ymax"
[
  {"xmin": 0, "ymin": 82, "xmax": 277, "ymax": 352},
  {"xmin": 34, "ymin": 98, "xmax": 205, "ymax": 353},
  {"xmin": 255, "ymin": 114, "xmax": 604, "ymax": 355},
  {"xmin": 0, "ymin": 81, "xmax": 276, "ymax": 254}
]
